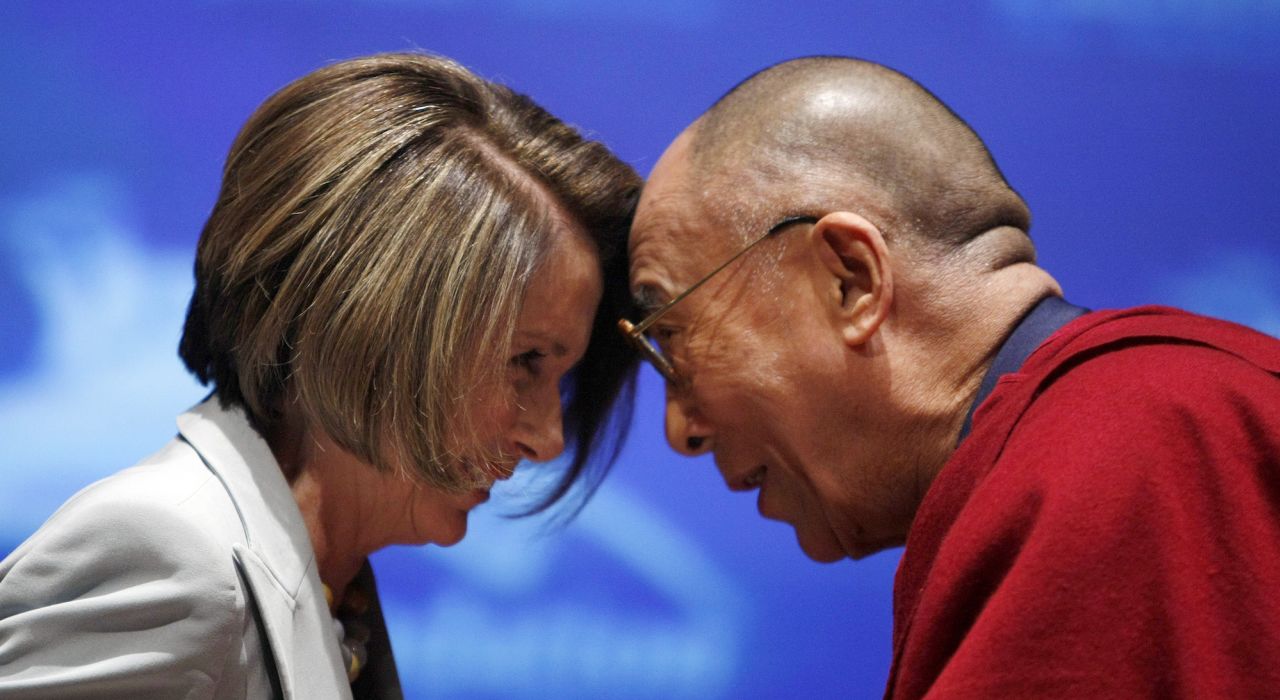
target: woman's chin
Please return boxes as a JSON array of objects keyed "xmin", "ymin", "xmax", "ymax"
[
  {"xmin": 420, "ymin": 511, "xmax": 468, "ymax": 547},
  {"xmin": 432, "ymin": 523, "xmax": 467, "ymax": 547},
  {"xmin": 418, "ymin": 490, "xmax": 489, "ymax": 547}
]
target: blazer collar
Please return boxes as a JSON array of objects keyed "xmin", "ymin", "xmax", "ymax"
[
  {"xmin": 177, "ymin": 396, "xmax": 315, "ymax": 595},
  {"xmin": 177, "ymin": 397, "xmax": 353, "ymax": 698}
]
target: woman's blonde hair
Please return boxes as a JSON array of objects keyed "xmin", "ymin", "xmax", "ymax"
[{"xmin": 180, "ymin": 53, "xmax": 640, "ymax": 499}]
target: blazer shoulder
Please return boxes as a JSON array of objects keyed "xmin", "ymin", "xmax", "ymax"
[
  {"xmin": 1, "ymin": 436, "xmax": 250, "ymax": 609},
  {"xmin": 0, "ymin": 440, "xmax": 254, "ymax": 696}
]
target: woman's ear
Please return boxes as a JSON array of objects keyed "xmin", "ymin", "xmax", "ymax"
[{"xmin": 809, "ymin": 211, "xmax": 893, "ymax": 347}]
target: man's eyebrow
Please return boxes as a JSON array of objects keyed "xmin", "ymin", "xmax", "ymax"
[{"xmin": 631, "ymin": 285, "xmax": 667, "ymax": 314}]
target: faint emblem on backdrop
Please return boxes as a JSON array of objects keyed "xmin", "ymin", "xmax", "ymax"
[{"xmin": 991, "ymin": 0, "xmax": 1280, "ymax": 65}]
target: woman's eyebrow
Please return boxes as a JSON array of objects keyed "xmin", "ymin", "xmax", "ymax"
[{"xmin": 516, "ymin": 330, "xmax": 570, "ymax": 357}]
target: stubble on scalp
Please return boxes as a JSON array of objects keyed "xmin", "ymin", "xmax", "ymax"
[{"xmin": 686, "ymin": 56, "xmax": 1031, "ymax": 261}]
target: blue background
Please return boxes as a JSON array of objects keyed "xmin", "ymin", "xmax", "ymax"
[{"xmin": 2, "ymin": 2, "xmax": 1278, "ymax": 698}]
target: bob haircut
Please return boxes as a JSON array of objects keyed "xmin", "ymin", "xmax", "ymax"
[{"xmin": 180, "ymin": 52, "xmax": 640, "ymax": 508}]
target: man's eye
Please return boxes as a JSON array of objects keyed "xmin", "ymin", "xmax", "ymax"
[
  {"xmin": 512, "ymin": 349, "xmax": 546, "ymax": 373},
  {"xmin": 651, "ymin": 326, "xmax": 678, "ymax": 343},
  {"xmin": 649, "ymin": 326, "xmax": 683, "ymax": 357}
]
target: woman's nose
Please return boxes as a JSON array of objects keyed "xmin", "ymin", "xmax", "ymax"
[{"xmin": 513, "ymin": 386, "xmax": 566, "ymax": 462}]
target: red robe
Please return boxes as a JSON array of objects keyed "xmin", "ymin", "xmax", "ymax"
[{"xmin": 888, "ymin": 306, "xmax": 1280, "ymax": 699}]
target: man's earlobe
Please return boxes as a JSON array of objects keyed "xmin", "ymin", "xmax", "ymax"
[{"xmin": 812, "ymin": 212, "xmax": 893, "ymax": 347}]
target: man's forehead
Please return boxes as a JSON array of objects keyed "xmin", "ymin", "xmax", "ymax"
[
  {"xmin": 628, "ymin": 188, "xmax": 705, "ymax": 308},
  {"xmin": 631, "ymin": 132, "xmax": 697, "ymax": 244},
  {"xmin": 631, "ymin": 184, "xmax": 700, "ymax": 254},
  {"xmin": 629, "ymin": 132, "xmax": 715, "ymax": 297}
]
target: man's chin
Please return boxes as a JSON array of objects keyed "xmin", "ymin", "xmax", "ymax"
[
  {"xmin": 841, "ymin": 536, "xmax": 903, "ymax": 561},
  {"xmin": 795, "ymin": 530, "xmax": 849, "ymax": 563}
]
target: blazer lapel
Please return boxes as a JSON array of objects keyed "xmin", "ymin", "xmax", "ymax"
[
  {"xmin": 234, "ymin": 544, "xmax": 351, "ymax": 699},
  {"xmin": 178, "ymin": 398, "xmax": 351, "ymax": 699}
]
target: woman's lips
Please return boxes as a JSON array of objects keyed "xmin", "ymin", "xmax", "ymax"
[{"xmin": 458, "ymin": 461, "xmax": 519, "ymax": 508}]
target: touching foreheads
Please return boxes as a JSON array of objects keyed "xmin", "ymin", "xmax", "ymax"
[{"xmin": 688, "ymin": 56, "xmax": 1031, "ymax": 255}]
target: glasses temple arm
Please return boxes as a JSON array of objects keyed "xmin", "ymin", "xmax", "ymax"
[{"xmin": 631, "ymin": 229, "xmax": 776, "ymax": 334}]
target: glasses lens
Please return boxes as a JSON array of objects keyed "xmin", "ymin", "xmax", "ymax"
[
  {"xmin": 644, "ymin": 336, "xmax": 679, "ymax": 383},
  {"xmin": 635, "ymin": 334, "xmax": 676, "ymax": 383}
]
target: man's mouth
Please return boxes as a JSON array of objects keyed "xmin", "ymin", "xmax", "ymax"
[{"xmin": 729, "ymin": 465, "xmax": 766, "ymax": 492}]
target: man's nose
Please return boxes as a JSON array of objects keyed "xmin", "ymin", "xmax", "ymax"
[
  {"xmin": 664, "ymin": 389, "xmax": 714, "ymax": 457},
  {"xmin": 513, "ymin": 386, "xmax": 566, "ymax": 462}
]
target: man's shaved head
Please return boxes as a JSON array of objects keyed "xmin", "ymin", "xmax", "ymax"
[
  {"xmin": 628, "ymin": 56, "xmax": 1064, "ymax": 562},
  {"xmin": 690, "ymin": 56, "xmax": 1030, "ymax": 251}
]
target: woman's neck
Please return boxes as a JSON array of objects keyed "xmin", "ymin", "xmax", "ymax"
[{"xmin": 267, "ymin": 416, "xmax": 379, "ymax": 603}]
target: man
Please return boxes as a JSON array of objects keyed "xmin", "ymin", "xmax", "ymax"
[{"xmin": 623, "ymin": 56, "xmax": 1280, "ymax": 697}]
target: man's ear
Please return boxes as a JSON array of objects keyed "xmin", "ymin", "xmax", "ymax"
[{"xmin": 809, "ymin": 211, "xmax": 893, "ymax": 347}]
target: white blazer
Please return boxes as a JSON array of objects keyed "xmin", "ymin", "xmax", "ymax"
[{"xmin": 0, "ymin": 398, "xmax": 402, "ymax": 699}]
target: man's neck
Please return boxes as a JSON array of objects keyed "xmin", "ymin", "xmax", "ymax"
[{"xmin": 901, "ymin": 259, "xmax": 1062, "ymax": 488}]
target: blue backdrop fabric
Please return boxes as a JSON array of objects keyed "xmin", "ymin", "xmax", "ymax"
[{"xmin": 1, "ymin": 2, "xmax": 1277, "ymax": 698}]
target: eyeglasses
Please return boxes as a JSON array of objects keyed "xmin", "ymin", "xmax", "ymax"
[{"xmin": 618, "ymin": 214, "xmax": 819, "ymax": 385}]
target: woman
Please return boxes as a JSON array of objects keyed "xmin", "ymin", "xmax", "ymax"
[{"xmin": 0, "ymin": 53, "xmax": 639, "ymax": 698}]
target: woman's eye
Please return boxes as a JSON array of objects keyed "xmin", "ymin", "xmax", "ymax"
[{"xmin": 511, "ymin": 349, "xmax": 546, "ymax": 374}]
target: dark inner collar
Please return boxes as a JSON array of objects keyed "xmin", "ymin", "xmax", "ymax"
[{"xmin": 957, "ymin": 295, "xmax": 1089, "ymax": 444}]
